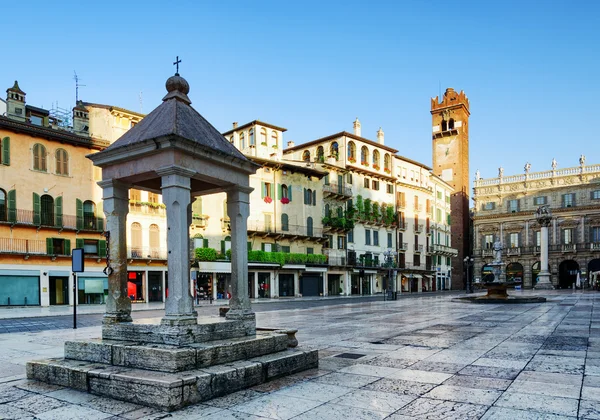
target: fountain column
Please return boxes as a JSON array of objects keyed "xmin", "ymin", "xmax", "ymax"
[{"xmin": 535, "ymin": 206, "xmax": 554, "ymax": 290}]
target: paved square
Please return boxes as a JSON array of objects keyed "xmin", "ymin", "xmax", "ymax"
[{"xmin": 1, "ymin": 290, "xmax": 599, "ymax": 419}]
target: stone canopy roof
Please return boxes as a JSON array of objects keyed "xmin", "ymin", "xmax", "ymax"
[{"xmin": 100, "ymin": 74, "xmax": 250, "ymax": 164}]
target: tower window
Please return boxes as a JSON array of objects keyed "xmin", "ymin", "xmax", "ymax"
[
  {"xmin": 448, "ymin": 119, "xmax": 455, "ymax": 129},
  {"xmin": 441, "ymin": 120, "xmax": 448, "ymax": 131}
]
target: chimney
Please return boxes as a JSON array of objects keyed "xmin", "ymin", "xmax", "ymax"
[
  {"xmin": 287, "ymin": 140, "xmax": 295, "ymax": 148},
  {"xmin": 6, "ymin": 80, "xmax": 26, "ymax": 122},
  {"xmin": 353, "ymin": 118, "xmax": 361, "ymax": 137},
  {"xmin": 233, "ymin": 122, "xmax": 238, "ymax": 129},
  {"xmin": 72, "ymin": 100, "xmax": 90, "ymax": 137},
  {"xmin": 377, "ymin": 127, "xmax": 384, "ymax": 145}
]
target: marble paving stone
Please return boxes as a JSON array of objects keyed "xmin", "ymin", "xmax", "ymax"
[
  {"xmin": 472, "ymin": 357, "xmax": 529, "ymax": 370},
  {"xmin": 0, "ymin": 404, "xmax": 37, "ymax": 420},
  {"xmin": 250, "ymin": 376, "xmax": 298, "ymax": 393},
  {"xmin": 292, "ymin": 402, "xmax": 389, "ymax": 420},
  {"xmin": 579, "ymin": 399, "xmax": 600, "ymax": 419},
  {"xmin": 330, "ymin": 389, "xmax": 415, "ymax": 414},
  {"xmin": 14, "ymin": 380, "xmax": 64, "ymax": 394},
  {"xmin": 408, "ymin": 361, "xmax": 466, "ymax": 374},
  {"xmin": 7, "ymin": 393, "xmax": 66, "ymax": 414},
  {"xmin": 275, "ymin": 381, "xmax": 352, "ymax": 402},
  {"xmin": 424, "ymin": 384, "xmax": 502, "ymax": 405},
  {"xmin": 389, "ymin": 397, "xmax": 488, "ymax": 419},
  {"xmin": 0, "ymin": 385, "xmax": 32, "ymax": 404},
  {"xmin": 537, "ymin": 349, "xmax": 587, "ymax": 358},
  {"xmin": 585, "ymin": 375, "xmax": 600, "ymax": 388},
  {"xmin": 317, "ymin": 356, "xmax": 358, "ymax": 371},
  {"xmin": 582, "ymin": 386, "xmax": 600, "ymax": 402},
  {"xmin": 118, "ymin": 406, "xmax": 166, "ymax": 420},
  {"xmin": 35, "ymin": 405, "xmax": 114, "ymax": 420},
  {"xmin": 459, "ymin": 365, "xmax": 521, "ymax": 379},
  {"xmin": 203, "ymin": 389, "xmax": 264, "ymax": 408},
  {"xmin": 82, "ymin": 396, "xmax": 144, "ymax": 415},
  {"xmin": 363, "ymin": 378, "xmax": 437, "ymax": 396},
  {"xmin": 195, "ymin": 409, "xmax": 270, "ymax": 419},
  {"xmin": 494, "ymin": 391, "xmax": 579, "ymax": 417},
  {"xmin": 514, "ymin": 370, "xmax": 582, "ymax": 386},
  {"xmin": 159, "ymin": 403, "xmax": 223, "ymax": 419},
  {"xmin": 507, "ymin": 379, "xmax": 581, "ymax": 399},
  {"xmin": 442, "ymin": 374, "xmax": 512, "ymax": 390},
  {"xmin": 45, "ymin": 388, "xmax": 97, "ymax": 404},
  {"xmin": 480, "ymin": 406, "xmax": 577, "ymax": 420},
  {"xmin": 586, "ymin": 365, "xmax": 600, "ymax": 376},
  {"xmin": 361, "ymin": 356, "xmax": 415, "ymax": 369},
  {"xmin": 338, "ymin": 363, "xmax": 402, "ymax": 377},
  {"xmin": 231, "ymin": 394, "xmax": 322, "ymax": 420},
  {"xmin": 526, "ymin": 360, "xmax": 585, "ymax": 375},
  {"xmin": 311, "ymin": 372, "xmax": 380, "ymax": 388},
  {"xmin": 388, "ymin": 369, "xmax": 453, "ymax": 384}
]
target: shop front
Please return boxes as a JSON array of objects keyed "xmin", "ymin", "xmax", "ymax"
[
  {"xmin": 0, "ymin": 270, "xmax": 41, "ymax": 306},
  {"xmin": 127, "ymin": 271, "xmax": 145, "ymax": 302},
  {"xmin": 78, "ymin": 275, "xmax": 108, "ymax": 304},
  {"xmin": 278, "ymin": 273, "xmax": 295, "ymax": 297}
]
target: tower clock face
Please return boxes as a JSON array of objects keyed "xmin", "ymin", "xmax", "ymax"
[{"xmin": 436, "ymin": 137, "xmax": 456, "ymax": 164}]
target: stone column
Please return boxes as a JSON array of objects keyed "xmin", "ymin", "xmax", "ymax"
[
  {"xmin": 158, "ymin": 167, "xmax": 197, "ymax": 325},
  {"xmin": 535, "ymin": 220, "xmax": 554, "ymax": 289},
  {"xmin": 99, "ymin": 179, "xmax": 132, "ymax": 324},
  {"xmin": 226, "ymin": 187, "xmax": 255, "ymax": 320}
]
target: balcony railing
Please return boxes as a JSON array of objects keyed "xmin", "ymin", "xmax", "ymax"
[
  {"xmin": 191, "ymin": 215, "xmax": 208, "ymax": 228},
  {"xmin": 414, "ymin": 244, "xmax": 424, "ymax": 253},
  {"xmin": 414, "ymin": 204, "xmax": 423, "ymax": 212},
  {"xmin": 431, "ymin": 244, "xmax": 458, "ymax": 256},
  {"xmin": 398, "ymin": 242, "xmax": 408, "ymax": 251},
  {"xmin": 129, "ymin": 202, "xmax": 166, "ymax": 216},
  {"xmin": 506, "ymin": 247, "xmax": 521, "ymax": 256},
  {"xmin": 323, "ymin": 183, "xmax": 352, "ymax": 198},
  {"xmin": 247, "ymin": 221, "xmax": 323, "ymax": 238},
  {"xmin": 397, "ymin": 221, "xmax": 407, "ymax": 231},
  {"xmin": 0, "ymin": 238, "xmax": 46, "ymax": 255},
  {"xmin": 326, "ymin": 255, "xmax": 346, "ymax": 266},
  {"xmin": 128, "ymin": 247, "xmax": 167, "ymax": 260},
  {"xmin": 2, "ymin": 209, "xmax": 105, "ymax": 231},
  {"xmin": 414, "ymin": 224, "xmax": 423, "ymax": 233},
  {"xmin": 397, "ymin": 201, "xmax": 406, "ymax": 209}
]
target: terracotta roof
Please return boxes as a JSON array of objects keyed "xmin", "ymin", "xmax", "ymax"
[{"xmin": 285, "ymin": 131, "xmax": 399, "ymax": 154}]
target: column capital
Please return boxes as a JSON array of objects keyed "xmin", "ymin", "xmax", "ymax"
[
  {"xmin": 156, "ymin": 165, "xmax": 197, "ymax": 179},
  {"xmin": 226, "ymin": 185, "xmax": 254, "ymax": 200},
  {"xmin": 98, "ymin": 179, "xmax": 130, "ymax": 201}
]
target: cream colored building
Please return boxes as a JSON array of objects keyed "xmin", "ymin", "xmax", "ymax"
[{"xmin": 472, "ymin": 160, "xmax": 600, "ymax": 289}]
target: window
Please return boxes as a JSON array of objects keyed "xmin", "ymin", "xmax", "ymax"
[
  {"xmin": 384, "ymin": 154, "xmax": 390, "ymax": 172},
  {"xmin": 330, "ymin": 142, "xmax": 339, "ymax": 159},
  {"xmin": 372, "ymin": 180, "xmax": 379, "ymax": 190},
  {"xmin": 281, "ymin": 245, "xmax": 291, "ymax": 253},
  {"xmin": 33, "ymin": 143, "xmax": 47, "ymax": 171},
  {"xmin": 509, "ymin": 233, "xmax": 519, "ymax": 247},
  {"xmin": 260, "ymin": 128, "xmax": 267, "ymax": 145},
  {"xmin": 365, "ymin": 229, "xmax": 371, "ymax": 245},
  {"xmin": 148, "ymin": 193, "xmax": 159, "ymax": 204},
  {"xmin": 83, "ymin": 200, "xmax": 96, "ymax": 229},
  {"xmin": 337, "ymin": 236, "xmax": 345, "ymax": 249},
  {"xmin": 592, "ymin": 227, "xmax": 600, "ymax": 243},
  {"xmin": 280, "ymin": 213, "xmax": 289, "ymax": 231},
  {"xmin": 563, "ymin": 228, "xmax": 573, "ymax": 245},
  {"xmin": 131, "ymin": 222, "xmax": 142, "ymax": 257},
  {"xmin": 1, "ymin": 137, "xmax": 10, "ymax": 165},
  {"xmin": 562, "ymin": 193, "xmax": 575, "ymax": 208},
  {"xmin": 324, "ymin": 203, "xmax": 331, "ymax": 218},
  {"xmin": 363, "ymin": 178, "xmax": 370, "ymax": 189},
  {"xmin": 0, "ymin": 189, "xmax": 5, "ymax": 221},
  {"xmin": 592, "ymin": 191, "xmax": 600, "ymax": 200},
  {"xmin": 83, "ymin": 239, "xmax": 99, "ymax": 255},
  {"xmin": 372, "ymin": 150, "xmax": 380, "ymax": 168},
  {"xmin": 130, "ymin": 189, "xmax": 141, "ymax": 201},
  {"xmin": 508, "ymin": 199, "xmax": 519, "ymax": 213},
  {"xmin": 307, "ymin": 217, "xmax": 313, "ymax": 236},
  {"xmin": 348, "ymin": 141, "xmax": 356, "ymax": 161},
  {"xmin": 535, "ymin": 231, "xmax": 541, "ymax": 246},
  {"xmin": 249, "ymin": 128, "xmax": 255, "ymax": 146},
  {"xmin": 55, "ymin": 149, "xmax": 69, "ymax": 176},
  {"xmin": 193, "ymin": 234, "xmax": 208, "ymax": 249},
  {"xmin": 149, "ymin": 224, "xmax": 160, "ymax": 257},
  {"xmin": 386, "ymin": 184, "xmax": 393, "ymax": 194},
  {"xmin": 271, "ymin": 132, "xmax": 278, "ymax": 148},
  {"xmin": 336, "ymin": 207, "xmax": 343, "ymax": 218},
  {"xmin": 302, "ymin": 150, "xmax": 310, "ymax": 162},
  {"xmin": 307, "ymin": 247, "xmax": 314, "ymax": 255},
  {"xmin": 40, "ymin": 194, "xmax": 54, "ymax": 226},
  {"xmin": 437, "ymin": 191, "xmax": 442, "ymax": 200},
  {"xmin": 304, "ymin": 188, "xmax": 316, "ymax": 205},
  {"xmin": 413, "ymin": 254, "xmax": 421, "ymax": 266},
  {"xmin": 347, "ymin": 173, "xmax": 353, "ymax": 184},
  {"xmin": 388, "ymin": 232, "xmax": 392, "ymax": 248},
  {"xmin": 262, "ymin": 243, "xmax": 273, "ymax": 252},
  {"xmin": 229, "ymin": 136, "xmax": 234, "ymax": 144},
  {"xmin": 263, "ymin": 182, "xmax": 273, "ymax": 199},
  {"xmin": 361, "ymin": 146, "xmax": 368, "ymax": 165},
  {"xmin": 534, "ymin": 196, "xmax": 547, "ymax": 205},
  {"xmin": 348, "ymin": 229, "xmax": 354, "ymax": 243},
  {"xmin": 441, "ymin": 119, "xmax": 448, "ymax": 131},
  {"xmin": 373, "ymin": 231, "xmax": 379, "ymax": 246},
  {"xmin": 281, "ymin": 184, "xmax": 289, "ymax": 200},
  {"xmin": 239, "ymin": 132, "xmax": 245, "ymax": 149},
  {"xmin": 483, "ymin": 202, "xmax": 495, "ymax": 211},
  {"xmin": 448, "ymin": 118, "xmax": 455, "ymax": 130},
  {"xmin": 316, "ymin": 146, "xmax": 324, "ymax": 162},
  {"xmin": 484, "ymin": 234, "xmax": 494, "ymax": 249},
  {"xmin": 325, "ymin": 234, "xmax": 333, "ymax": 249},
  {"xmin": 446, "ymin": 256, "xmax": 451, "ymax": 266}
]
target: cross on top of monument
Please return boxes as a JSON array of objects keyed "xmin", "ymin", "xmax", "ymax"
[{"xmin": 173, "ymin": 56, "xmax": 182, "ymax": 75}]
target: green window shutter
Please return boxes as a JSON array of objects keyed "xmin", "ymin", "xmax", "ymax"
[
  {"xmin": 247, "ymin": 241, "xmax": 252, "ymax": 251},
  {"xmin": 7, "ymin": 189, "xmax": 16, "ymax": 222},
  {"xmin": 2, "ymin": 137, "xmax": 9, "ymax": 165},
  {"xmin": 221, "ymin": 240, "xmax": 225, "ymax": 254},
  {"xmin": 55, "ymin": 196, "xmax": 63, "ymax": 227},
  {"xmin": 203, "ymin": 238, "xmax": 208, "ymax": 248},
  {"xmin": 288, "ymin": 185, "xmax": 292, "ymax": 202},
  {"xmin": 76, "ymin": 238, "xmax": 84, "ymax": 249},
  {"xmin": 277, "ymin": 184, "xmax": 282, "ymax": 200},
  {"xmin": 303, "ymin": 188, "xmax": 307, "ymax": 204},
  {"xmin": 76, "ymin": 199, "xmax": 83, "ymax": 229},
  {"xmin": 98, "ymin": 240, "xmax": 107, "ymax": 257},
  {"xmin": 312, "ymin": 190, "xmax": 317, "ymax": 206},
  {"xmin": 46, "ymin": 238, "xmax": 54, "ymax": 255},
  {"xmin": 261, "ymin": 243, "xmax": 265, "ymax": 251},
  {"xmin": 33, "ymin": 193, "xmax": 40, "ymax": 225},
  {"xmin": 64, "ymin": 239, "xmax": 71, "ymax": 255},
  {"xmin": 96, "ymin": 201, "xmax": 104, "ymax": 231},
  {"xmin": 261, "ymin": 182, "xmax": 265, "ymax": 198}
]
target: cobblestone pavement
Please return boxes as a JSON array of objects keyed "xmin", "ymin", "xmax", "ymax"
[{"xmin": 1, "ymin": 289, "xmax": 599, "ymax": 419}]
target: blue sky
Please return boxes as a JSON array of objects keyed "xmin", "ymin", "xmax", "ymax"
[{"xmin": 2, "ymin": 0, "xmax": 598, "ymax": 181}]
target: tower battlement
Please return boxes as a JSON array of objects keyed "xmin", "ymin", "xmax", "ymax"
[{"xmin": 431, "ymin": 88, "xmax": 470, "ymax": 113}]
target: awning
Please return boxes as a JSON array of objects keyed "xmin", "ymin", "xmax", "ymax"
[
  {"xmin": 282, "ymin": 264, "xmax": 306, "ymax": 270},
  {"xmin": 411, "ymin": 274, "xmax": 423, "ymax": 279}
]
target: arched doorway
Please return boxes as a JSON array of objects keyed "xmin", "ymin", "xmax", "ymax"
[
  {"xmin": 588, "ymin": 259, "xmax": 600, "ymax": 289},
  {"xmin": 559, "ymin": 260, "xmax": 579, "ymax": 289},
  {"xmin": 506, "ymin": 262, "xmax": 524, "ymax": 288},
  {"xmin": 481, "ymin": 264, "xmax": 497, "ymax": 282},
  {"xmin": 532, "ymin": 261, "xmax": 541, "ymax": 286}
]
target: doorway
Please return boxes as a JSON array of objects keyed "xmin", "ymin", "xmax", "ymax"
[
  {"xmin": 279, "ymin": 274, "xmax": 294, "ymax": 297},
  {"xmin": 49, "ymin": 277, "xmax": 69, "ymax": 305},
  {"xmin": 559, "ymin": 260, "xmax": 579, "ymax": 289},
  {"xmin": 148, "ymin": 271, "xmax": 163, "ymax": 302}
]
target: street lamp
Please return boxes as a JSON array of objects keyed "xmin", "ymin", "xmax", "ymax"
[
  {"xmin": 464, "ymin": 256, "xmax": 474, "ymax": 293},
  {"xmin": 383, "ymin": 249, "xmax": 395, "ymax": 300}
]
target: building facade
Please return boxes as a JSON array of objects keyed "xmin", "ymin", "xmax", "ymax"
[{"xmin": 472, "ymin": 160, "xmax": 600, "ymax": 289}]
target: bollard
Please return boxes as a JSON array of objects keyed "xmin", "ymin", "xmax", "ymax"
[
  {"xmin": 24, "ymin": 296, "xmax": 27, "ymax": 305},
  {"xmin": 7, "ymin": 296, "xmax": 10, "ymax": 306}
]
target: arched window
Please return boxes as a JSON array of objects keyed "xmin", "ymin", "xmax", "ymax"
[
  {"xmin": 348, "ymin": 141, "xmax": 356, "ymax": 161},
  {"xmin": 441, "ymin": 120, "xmax": 448, "ymax": 131},
  {"xmin": 281, "ymin": 213, "xmax": 289, "ymax": 231},
  {"xmin": 305, "ymin": 188, "xmax": 314, "ymax": 205},
  {"xmin": 373, "ymin": 150, "xmax": 380, "ymax": 169},
  {"xmin": 239, "ymin": 132, "xmax": 245, "ymax": 149},
  {"xmin": 0, "ymin": 188, "xmax": 6, "ymax": 222},
  {"xmin": 316, "ymin": 146, "xmax": 324, "ymax": 162},
  {"xmin": 41, "ymin": 194, "xmax": 54, "ymax": 226},
  {"xmin": 131, "ymin": 222, "xmax": 142, "ymax": 257},
  {"xmin": 33, "ymin": 143, "xmax": 47, "ymax": 172},
  {"xmin": 307, "ymin": 217, "xmax": 313, "ymax": 236},
  {"xmin": 55, "ymin": 149, "xmax": 69, "ymax": 176},
  {"xmin": 83, "ymin": 200, "xmax": 96, "ymax": 229},
  {"xmin": 249, "ymin": 128, "xmax": 255, "ymax": 146},
  {"xmin": 260, "ymin": 128, "xmax": 267, "ymax": 145},
  {"xmin": 361, "ymin": 146, "xmax": 369, "ymax": 165},
  {"xmin": 271, "ymin": 132, "xmax": 278, "ymax": 148},
  {"xmin": 384, "ymin": 153, "xmax": 391, "ymax": 172},
  {"xmin": 325, "ymin": 203, "xmax": 330, "ymax": 218},
  {"xmin": 448, "ymin": 119, "xmax": 455, "ymax": 130},
  {"xmin": 302, "ymin": 150, "xmax": 311, "ymax": 162},
  {"xmin": 281, "ymin": 184, "xmax": 289, "ymax": 199},
  {"xmin": 229, "ymin": 136, "xmax": 234, "ymax": 144},
  {"xmin": 149, "ymin": 224, "xmax": 160, "ymax": 258},
  {"xmin": 330, "ymin": 142, "xmax": 339, "ymax": 159}
]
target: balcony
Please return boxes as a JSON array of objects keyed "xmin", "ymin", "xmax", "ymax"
[
  {"xmin": 247, "ymin": 221, "xmax": 323, "ymax": 238},
  {"xmin": 323, "ymin": 183, "xmax": 352, "ymax": 199},
  {"xmin": 1, "ymin": 208, "xmax": 105, "ymax": 232},
  {"xmin": 397, "ymin": 201, "xmax": 406, "ymax": 210},
  {"xmin": 323, "ymin": 216, "xmax": 354, "ymax": 232},
  {"xmin": 414, "ymin": 224, "xmax": 423, "ymax": 233},
  {"xmin": 323, "ymin": 250, "xmax": 346, "ymax": 266},
  {"xmin": 414, "ymin": 244, "xmax": 424, "ymax": 253},
  {"xmin": 506, "ymin": 247, "xmax": 521, "ymax": 256},
  {"xmin": 128, "ymin": 247, "xmax": 167, "ymax": 260},
  {"xmin": 414, "ymin": 204, "xmax": 423, "ymax": 212},
  {"xmin": 191, "ymin": 214, "xmax": 208, "ymax": 228},
  {"xmin": 397, "ymin": 221, "xmax": 407, "ymax": 231},
  {"xmin": 129, "ymin": 202, "xmax": 166, "ymax": 216},
  {"xmin": 0, "ymin": 238, "xmax": 46, "ymax": 255},
  {"xmin": 431, "ymin": 244, "xmax": 458, "ymax": 256},
  {"xmin": 398, "ymin": 242, "xmax": 408, "ymax": 251}
]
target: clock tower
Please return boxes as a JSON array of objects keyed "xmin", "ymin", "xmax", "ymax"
[{"xmin": 431, "ymin": 88, "xmax": 470, "ymax": 291}]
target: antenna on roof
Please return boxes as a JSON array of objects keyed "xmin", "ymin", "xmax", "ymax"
[
  {"xmin": 139, "ymin": 91, "xmax": 143, "ymax": 113},
  {"xmin": 74, "ymin": 71, "xmax": 86, "ymax": 103}
]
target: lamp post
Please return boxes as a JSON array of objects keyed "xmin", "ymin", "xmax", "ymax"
[{"xmin": 464, "ymin": 256, "xmax": 474, "ymax": 293}]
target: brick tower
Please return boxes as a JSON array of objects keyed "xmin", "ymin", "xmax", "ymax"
[{"xmin": 431, "ymin": 88, "xmax": 470, "ymax": 290}]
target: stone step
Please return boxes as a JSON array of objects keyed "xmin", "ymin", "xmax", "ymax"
[
  {"xmin": 64, "ymin": 331, "xmax": 290, "ymax": 372},
  {"xmin": 27, "ymin": 348, "xmax": 318, "ymax": 412}
]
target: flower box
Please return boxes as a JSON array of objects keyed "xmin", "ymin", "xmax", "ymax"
[
  {"xmin": 264, "ymin": 197, "xmax": 273, "ymax": 204},
  {"xmin": 280, "ymin": 197, "xmax": 290, "ymax": 204}
]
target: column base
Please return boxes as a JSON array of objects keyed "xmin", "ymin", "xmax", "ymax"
[
  {"xmin": 161, "ymin": 312, "xmax": 198, "ymax": 326},
  {"xmin": 226, "ymin": 309, "xmax": 256, "ymax": 322},
  {"xmin": 534, "ymin": 273, "xmax": 554, "ymax": 290},
  {"xmin": 103, "ymin": 312, "xmax": 132, "ymax": 324}
]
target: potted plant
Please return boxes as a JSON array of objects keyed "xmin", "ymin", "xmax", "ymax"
[
  {"xmin": 280, "ymin": 197, "xmax": 290, "ymax": 204},
  {"xmin": 264, "ymin": 196, "xmax": 273, "ymax": 204},
  {"xmin": 348, "ymin": 157, "xmax": 356, "ymax": 163}
]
